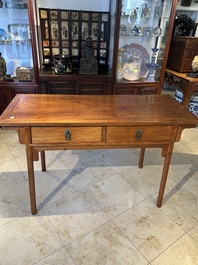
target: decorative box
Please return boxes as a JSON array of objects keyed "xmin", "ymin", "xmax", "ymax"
[
  {"xmin": 167, "ymin": 37, "xmax": 198, "ymax": 72},
  {"xmin": 16, "ymin": 67, "xmax": 34, "ymax": 81}
]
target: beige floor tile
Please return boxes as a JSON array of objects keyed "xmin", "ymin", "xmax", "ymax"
[
  {"xmin": 0, "ymin": 170, "xmax": 26, "ymax": 189},
  {"xmin": 150, "ymin": 234, "xmax": 198, "ymax": 265},
  {"xmin": 5, "ymin": 140, "xmax": 26, "ymax": 159},
  {"xmin": 67, "ymin": 220, "xmax": 148, "ymax": 265},
  {"xmin": 0, "ymin": 142, "xmax": 14, "ymax": 163},
  {"xmin": 0, "ymin": 180, "xmax": 34, "ymax": 226},
  {"xmin": 59, "ymin": 149, "xmax": 95, "ymax": 166},
  {"xmin": 150, "ymin": 184, "xmax": 198, "ymax": 232},
  {"xmin": 35, "ymin": 247, "xmax": 75, "ymax": 265},
  {"xmin": 0, "ymin": 130, "xmax": 18, "ymax": 143},
  {"xmin": 181, "ymin": 169, "xmax": 198, "ymax": 198},
  {"xmin": 98, "ymin": 148, "xmax": 140, "ymax": 172},
  {"xmin": 180, "ymin": 127, "xmax": 198, "ymax": 142},
  {"xmin": 64, "ymin": 156, "xmax": 117, "ymax": 188},
  {"xmin": 164, "ymin": 163, "xmax": 197, "ymax": 185},
  {"xmin": 188, "ymin": 224, "xmax": 198, "ymax": 242},
  {"xmin": 119, "ymin": 165, "xmax": 174, "ymax": 198},
  {"xmin": 0, "ymin": 212, "xmax": 64, "ymax": 265},
  {"xmin": 35, "ymin": 167, "xmax": 83, "ymax": 207},
  {"xmin": 86, "ymin": 174, "xmax": 145, "ymax": 218},
  {"xmin": 113, "ymin": 200, "xmax": 184, "ymax": 262},
  {"xmin": 43, "ymin": 190, "xmax": 110, "ymax": 245}
]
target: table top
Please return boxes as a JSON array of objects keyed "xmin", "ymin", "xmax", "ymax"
[{"xmin": 0, "ymin": 94, "xmax": 198, "ymax": 127}]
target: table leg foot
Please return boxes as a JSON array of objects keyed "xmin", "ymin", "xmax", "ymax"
[
  {"xmin": 139, "ymin": 148, "xmax": 145, "ymax": 168},
  {"xmin": 41, "ymin": 151, "xmax": 46, "ymax": 172}
]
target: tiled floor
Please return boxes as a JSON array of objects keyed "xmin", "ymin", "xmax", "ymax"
[{"xmin": 0, "ymin": 103, "xmax": 198, "ymax": 264}]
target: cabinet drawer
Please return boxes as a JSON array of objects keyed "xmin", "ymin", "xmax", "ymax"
[
  {"xmin": 106, "ymin": 126, "xmax": 173, "ymax": 143},
  {"xmin": 31, "ymin": 127, "xmax": 102, "ymax": 143}
]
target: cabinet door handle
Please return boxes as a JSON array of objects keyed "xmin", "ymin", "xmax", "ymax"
[
  {"xmin": 136, "ymin": 129, "xmax": 143, "ymax": 140},
  {"xmin": 64, "ymin": 129, "xmax": 71, "ymax": 141}
]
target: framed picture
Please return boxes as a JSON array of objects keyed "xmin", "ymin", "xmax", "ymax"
[
  {"xmin": 61, "ymin": 11, "xmax": 68, "ymax": 20},
  {"xmin": 43, "ymin": 48, "xmax": 50, "ymax": 56},
  {"xmin": 72, "ymin": 41, "xmax": 78, "ymax": 48},
  {"xmin": 61, "ymin": 21, "xmax": 68, "ymax": 39},
  {"xmin": 72, "ymin": 22, "xmax": 79, "ymax": 39},
  {"xmin": 52, "ymin": 47, "xmax": 59, "ymax": 55},
  {"xmin": 52, "ymin": 40, "xmax": 59, "ymax": 47},
  {"xmin": 102, "ymin": 13, "xmax": 109, "ymax": 22},
  {"xmin": 72, "ymin": 48, "xmax": 78, "ymax": 56},
  {"xmin": 100, "ymin": 42, "xmax": 106, "ymax": 49},
  {"xmin": 100, "ymin": 49, "xmax": 106, "ymax": 57},
  {"xmin": 181, "ymin": 0, "xmax": 192, "ymax": 6},
  {"xmin": 62, "ymin": 41, "xmax": 69, "ymax": 47},
  {"xmin": 50, "ymin": 10, "xmax": 58, "ymax": 20},
  {"xmin": 40, "ymin": 9, "xmax": 48, "ymax": 19},
  {"xmin": 82, "ymin": 12, "xmax": 89, "ymax": 21},
  {"xmin": 92, "ymin": 23, "xmax": 98, "ymax": 40},
  {"xmin": 82, "ymin": 22, "xmax": 89, "ymax": 40},
  {"xmin": 51, "ymin": 21, "xmax": 59, "ymax": 39},
  {"xmin": 92, "ymin": 13, "xmax": 99, "ymax": 21},
  {"xmin": 71, "ymin": 11, "xmax": 79, "ymax": 20},
  {"xmin": 43, "ymin": 40, "xmax": 49, "ymax": 47},
  {"xmin": 62, "ymin": 48, "xmax": 69, "ymax": 55}
]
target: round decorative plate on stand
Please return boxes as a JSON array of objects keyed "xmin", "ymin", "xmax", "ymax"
[
  {"xmin": 0, "ymin": 29, "xmax": 7, "ymax": 40},
  {"xmin": 121, "ymin": 43, "xmax": 150, "ymax": 81}
]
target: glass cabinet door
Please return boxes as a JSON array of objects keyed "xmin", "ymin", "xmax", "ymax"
[
  {"xmin": 0, "ymin": 0, "xmax": 34, "ymax": 82},
  {"xmin": 114, "ymin": 0, "xmax": 176, "ymax": 85},
  {"xmin": 35, "ymin": 0, "xmax": 111, "ymax": 73}
]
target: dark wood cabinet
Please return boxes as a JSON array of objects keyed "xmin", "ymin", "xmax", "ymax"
[
  {"xmin": 0, "ymin": 83, "xmax": 38, "ymax": 115},
  {"xmin": 39, "ymin": 71, "xmax": 113, "ymax": 95},
  {"xmin": 167, "ymin": 37, "xmax": 198, "ymax": 72}
]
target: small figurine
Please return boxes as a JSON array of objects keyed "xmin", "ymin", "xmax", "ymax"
[
  {"xmin": 0, "ymin": 52, "xmax": 7, "ymax": 78},
  {"xmin": 79, "ymin": 36, "xmax": 98, "ymax": 75}
]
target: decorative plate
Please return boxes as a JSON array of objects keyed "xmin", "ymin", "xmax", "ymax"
[
  {"xmin": 0, "ymin": 29, "xmax": 7, "ymax": 40},
  {"xmin": 121, "ymin": 43, "xmax": 150, "ymax": 81}
]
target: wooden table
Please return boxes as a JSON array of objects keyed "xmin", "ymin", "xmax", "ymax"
[
  {"xmin": 0, "ymin": 94, "xmax": 198, "ymax": 215},
  {"xmin": 165, "ymin": 68, "xmax": 198, "ymax": 108}
]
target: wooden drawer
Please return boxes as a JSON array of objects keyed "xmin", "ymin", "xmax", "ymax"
[
  {"xmin": 31, "ymin": 127, "xmax": 102, "ymax": 143},
  {"xmin": 106, "ymin": 126, "xmax": 173, "ymax": 143}
]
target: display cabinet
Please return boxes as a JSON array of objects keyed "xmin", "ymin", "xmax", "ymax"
[
  {"xmin": 0, "ymin": 0, "xmax": 39, "ymax": 114},
  {"xmin": 111, "ymin": 0, "xmax": 178, "ymax": 95}
]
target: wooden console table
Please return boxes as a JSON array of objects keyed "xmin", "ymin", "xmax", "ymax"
[
  {"xmin": 0, "ymin": 94, "xmax": 198, "ymax": 214},
  {"xmin": 165, "ymin": 68, "xmax": 198, "ymax": 108}
]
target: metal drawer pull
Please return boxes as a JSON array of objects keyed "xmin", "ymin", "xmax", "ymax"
[
  {"xmin": 136, "ymin": 129, "xmax": 143, "ymax": 140},
  {"xmin": 64, "ymin": 129, "xmax": 71, "ymax": 141}
]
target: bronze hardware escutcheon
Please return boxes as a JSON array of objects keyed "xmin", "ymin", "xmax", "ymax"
[
  {"xmin": 64, "ymin": 129, "xmax": 71, "ymax": 141},
  {"xmin": 136, "ymin": 129, "xmax": 143, "ymax": 140}
]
